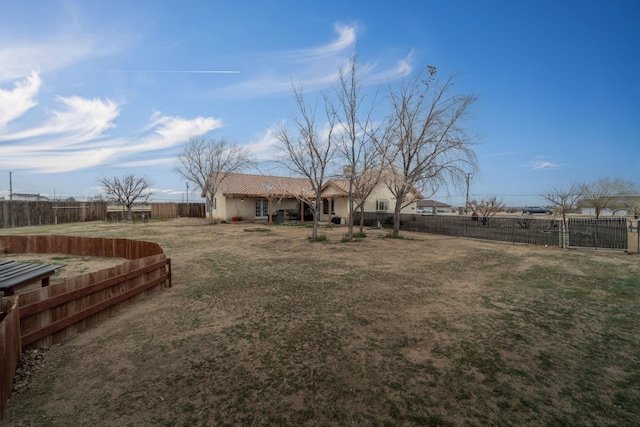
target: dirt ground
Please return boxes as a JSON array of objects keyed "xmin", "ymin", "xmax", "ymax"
[{"xmin": 1, "ymin": 218, "xmax": 639, "ymax": 426}]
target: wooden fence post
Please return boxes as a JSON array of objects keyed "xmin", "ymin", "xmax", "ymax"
[{"xmin": 0, "ymin": 296, "xmax": 21, "ymax": 420}]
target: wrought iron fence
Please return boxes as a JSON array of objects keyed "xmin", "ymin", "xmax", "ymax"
[
  {"xmin": 567, "ymin": 217, "xmax": 628, "ymax": 249},
  {"xmin": 354, "ymin": 212, "xmax": 629, "ymax": 250}
]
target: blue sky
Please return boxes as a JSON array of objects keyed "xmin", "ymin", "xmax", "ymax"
[{"xmin": 1, "ymin": 0, "xmax": 638, "ymax": 206}]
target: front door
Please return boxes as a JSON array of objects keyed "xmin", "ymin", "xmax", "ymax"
[{"xmin": 255, "ymin": 199, "xmax": 269, "ymax": 219}]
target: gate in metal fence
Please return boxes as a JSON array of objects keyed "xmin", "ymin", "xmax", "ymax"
[
  {"xmin": 567, "ymin": 217, "xmax": 628, "ymax": 249},
  {"xmin": 353, "ymin": 212, "xmax": 629, "ymax": 250}
]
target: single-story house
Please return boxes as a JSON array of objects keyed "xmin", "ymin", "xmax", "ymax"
[
  {"xmin": 416, "ymin": 199, "xmax": 452, "ymax": 214},
  {"xmin": 10, "ymin": 193, "xmax": 51, "ymax": 202},
  {"xmin": 205, "ymin": 172, "xmax": 421, "ymax": 223}
]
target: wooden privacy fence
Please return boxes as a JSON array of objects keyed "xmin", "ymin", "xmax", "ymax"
[
  {"xmin": 0, "ymin": 201, "xmax": 108, "ymax": 229},
  {"xmin": 0, "ymin": 235, "xmax": 165, "ymax": 260},
  {"xmin": 177, "ymin": 202, "xmax": 206, "ymax": 218},
  {"xmin": 0, "ymin": 235, "xmax": 171, "ymax": 419},
  {"xmin": 0, "ymin": 297, "xmax": 20, "ymax": 420},
  {"xmin": 1, "ymin": 201, "xmax": 205, "ymax": 229},
  {"xmin": 153, "ymin": 203, "xmax": 206, "ymax": 219}
]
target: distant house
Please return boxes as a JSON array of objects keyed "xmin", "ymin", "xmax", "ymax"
[
  {"xmin": 416, "ymin": 199, "xmax": 452, "ymax": 214},
  {"xmin": 205, "ymin": 172, "xmax": 420, "ymax": 223},
  {"xmin": 10, "ymin": 193, "xmax": 50, "ymax": 202}
]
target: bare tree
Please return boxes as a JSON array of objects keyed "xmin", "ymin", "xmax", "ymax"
[
  {"xmin": 97, "ymin": 173, "xmax": 153, "ymax": 222},
  {"xmin": 468, "ymin": 196, "xmax": 505, "ymax": 225},
  {"xmin": 580, "ymin": 177, "xmax": 637, "ymax": 218},
  {"xmin": 333, "ymin": 56, "xmax": 384, "ymax": 239},
  {"xmin": 353, "ymin": 166, "xmax": 386, "ymax": 234},
  {"xmin": 174, "ymin": 136, "xmax": 252, "ymax": 223},
  {"xmin": 623, "ymin": 197, "xmax": 640, "ymax": 219},
  {"xmin": 271, "ymin": 85, "xmax": 336, "ymax": 240},
  {"xmin": 382, "ymin": 66, "xmax": 478, "ymax": 236},
  {"xmin": 543, "ymin": 184, "xmax": 582, "ymax": 248}
]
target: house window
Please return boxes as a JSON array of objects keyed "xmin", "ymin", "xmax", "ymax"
[
  {"xmin": 212, "ymin": 197, "xmax": 217, "ymax": 210},
  {"xmin": 376, "ymin": 199, "xmax": 389, "ymax": 212}
]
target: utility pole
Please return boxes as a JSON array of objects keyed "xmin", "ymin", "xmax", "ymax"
[
  {"xmin": 9, "ymin": 172, "xmax": 14, "ymax": 228},
  {"xmin": 186, "ymin": 182, "xmax": 189, "ymax": 204},
  {"xmin": 465, "ymin": 172, "xmax": 471, "ymax": 214}
]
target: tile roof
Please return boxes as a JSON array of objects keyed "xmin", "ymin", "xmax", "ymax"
[
  {"xmin": 321, "ymin": 179, "xmax": 350, "ymax": 194},
  {"xmin": 218, "ymin": 173, "xmax": 315, "ymax": 198},
  {"xmin": 417, "ymin": 199, "xmax": 452, "ymax": 208}
]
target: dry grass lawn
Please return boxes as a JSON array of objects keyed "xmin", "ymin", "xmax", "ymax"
[{"xmin": 1, "ymin": 218, "xmax": 639, "ymax": 426}]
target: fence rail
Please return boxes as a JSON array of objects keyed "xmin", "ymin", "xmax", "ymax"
[
  {"xmin": 18, "ymin": 254, "xmax": 170, "ymax": 349},
  {"xmin": 0, "ymin": 235, "xmax": 171, "ymax": 419},
  {"xmin": 354, "ymin": 213, "xmax": 630, "ymax": 249}
]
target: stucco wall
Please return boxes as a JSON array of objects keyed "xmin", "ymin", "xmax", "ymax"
[{"xmin": 363, "ymin": 184, "xmax": 417, "ymax": 215}]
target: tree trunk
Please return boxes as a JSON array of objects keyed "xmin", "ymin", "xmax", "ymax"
[
  {"xmin": 392, "ymin": 199, "xmax": 402, "ymax": 236},
  {"xmin": 346, "ymin": 176, "xmax": 355, "ymax": 240},
  {"xmin": 311, "ymin": 196, "xmax": 322, "ymax": 239},
  {"xmin": 208, "ymin": 196, "xmax": 214, "ymax": 224}
]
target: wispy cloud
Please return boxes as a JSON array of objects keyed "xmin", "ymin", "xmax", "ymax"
[
  {"xmin": 525, "ymin": 157, "xmax": 567, "ymax": 171},
  {"xmin": 207, "ymin": 23, "xmax": 412, "ymax": 99},
  {"xmin": 242, "ymin": 129, "xmax": 281, "ymax": 161},
  {"xmin": 0, "ymin": 32, "xmax": 136, "ymax": 83},
  {"xmin": 0, "ymin": 72, "xmax": 41, "ymax": 127},
  {"xmin": 0, "ymin": 93, "xmax": 119, "ymax": 144},
  {"xmin": 0, "ymin": 78, "xmax": 223, "ymax": 173},
  {"xmin": 285, "ymin": 23, "xmax": 356, "ymax": 61},
  {"xmin": 364, "ymin": 53, "xmax": 414, "ymax": 85}
]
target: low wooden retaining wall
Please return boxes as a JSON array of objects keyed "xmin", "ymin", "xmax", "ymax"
[{"xmin": 0, "ymin": 235, "xmax": 171, "ymax": 420}]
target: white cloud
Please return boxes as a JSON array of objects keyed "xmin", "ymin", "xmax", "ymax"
[
  {"xmin": 525, "ymin": 158, "xmax": 567, "ymax": 171},
  {"xmin": 207, "ymin": 23, "xmax": 411, "ymax": 99},
  {"xmin": 285, "ymin": 23, "xmax": 357, "ymax": 61},
  {"xmin": 365, "ymin": 52, "xmax": 415, "ymax": 85},
  {"xmin": 0, "ymin": 95, "xmax": 119, "ymax": 144},
  {"xmin": 243, "ymin": 129, "xmax": 281, "ymax": 161},
  {"xmin": 1, "ymin": 17, "xmax": 139, "ymax": 83},
  {"xmin": 0, "ymin": 72, "xmax": 41, "ymax": 127},
  {"xmin": 120, "ymin": 158, "xmax": 175, "ymax": 168},
  {"xmin": 0, "ymin": 80, "xmax": 223, "ymax": 173}
]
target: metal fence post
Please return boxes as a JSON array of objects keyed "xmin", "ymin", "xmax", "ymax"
[{"xmin": 627, "ymin": 220, "xmax": 639, "ymax": 254}]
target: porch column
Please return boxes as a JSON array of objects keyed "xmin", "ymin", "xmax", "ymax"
[
  {"xmin": 327, "ymin": 198, "xmax": 333, "ymax": 224},
  {"xmin": 300, "ymin": 201, "xmax": 304, "ymax": 223},
  {"xmin": 268, "ymin": 197, "xmax": 273, "ymax": 224}
]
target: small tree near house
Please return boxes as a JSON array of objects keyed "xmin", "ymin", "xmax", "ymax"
[
  {"xmin": 174, "ymin": 136, "xmax": 253, "ymax": 224},
  {"xmin": 332, "ymin": 55, "xmax": 384, "ymax": 239},
  {"xmin": 271, "ymin": 84, "xmax": 336, "ymax": 240},
  {"xmin": 97, "ymin": 173, "xmax": 153, "ymax": 222},
  {"xmin": 382, "ymin": 66, "xmax": 478, "ymax": 236}
]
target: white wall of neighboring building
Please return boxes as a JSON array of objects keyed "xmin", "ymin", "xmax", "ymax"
[{"xmin": 362, "ymin": 184, "xmax": 417, "ymax": 215}]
